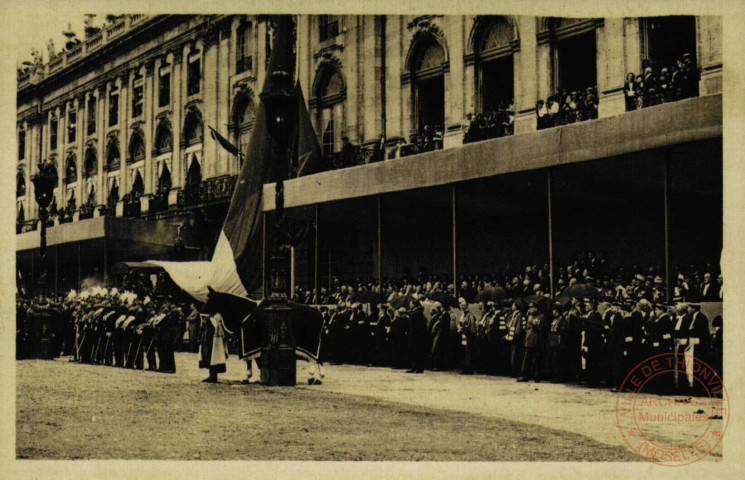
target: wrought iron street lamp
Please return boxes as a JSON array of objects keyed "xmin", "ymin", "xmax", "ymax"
[
  {"xmin": 258, "ymin": 15, "xmax": 298, "ymax": 386},
  {"xmin": 31, "ymin": 161, "xmax": 58, "ymax": 298}
]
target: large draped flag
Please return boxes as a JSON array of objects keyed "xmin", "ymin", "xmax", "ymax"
[{"xmin": 152, "ymin": 19, "xmax": 321, "ymax": 302}]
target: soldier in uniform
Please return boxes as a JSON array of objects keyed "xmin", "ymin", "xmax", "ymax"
[
  {"xmin": 505, "ymin": 300, "xmax": 526, "ymax": 377},
  {"xmin": 581, "ymin": 298, "xmax": 605, "ymax": 387},
  {"xmin": 370, "ymin": 304, "xmax": 391, "ymax": 366},
  {"xmin": 685, "ymin": 303, "xmax": 711, "ymax": 395},
  {"xmin": 406, "ymin": 300, "xmax": 428, "ymax": 373},
  {"xmin": 389, "ymin": 307, "xmax": 409, "ymax": 369},
  {"xmin": 547, "ymin": 303, "xmax": 571, "ymax": 383},
  {"xmin": 603, "ymin": 303, "xmax": 626, "ymax": 390},
  {"xmin": 429, "ymin": 303, "xmax": 450, "ymax": 371},
  {"xmin": 457, "ymin": 297, "xmax": 477, "ymax": 375},
  {"xmin": 671, "ymin": 302, "xmax": 691, "ymax": 392},
  {"xmin": 518, "ymin": 302, "xmax": 546, "ymax": 382},
  {"xmin": 642, "ymin": 303, "xmax": 675, "ymax": 393}
]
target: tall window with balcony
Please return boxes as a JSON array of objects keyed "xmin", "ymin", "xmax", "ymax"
[
  {"xmin": 106, "ymin": 138, "xmax": 121, "ymax": 172},
  {"xmin": 537, "ymin": 18, "xmax": 599, "ymax": 129},
  {"xmin": 17, "ymin": 170, "xmax": 25, "ymax": 198},
  {"xmin": 409, "ymin": 39, "xmax": 446, "ymax": 154},
  {"xmin": 18, "ymin": 129, "xmax": 25, "ymax": 160},
  {"xmin": 65, "ymin": 153, "xmax": 77, "ymax": 185},
  {"xmin": 68, "ymin": 109, "xmax": 77, "ymax": 143},
  {"xmin": 236, "ymin": 22, "xmax": 253, "ymax": 74},
  {"xmin": 187, "ymin": 53, "xmax": 201, "ymax": 96},
  {"xmin": 109, "ymin": 88, "xmax": 119, "ymax": 127},
  {"xmin": 128, "ymin": 132, "xmax": 146, "ymax": 165},
  {"xmin": 467, "ymin": 16, "xmax": 515, "ymax": 143},
  {"xmin": 152, "ymin": 124, "xmax": 173, "ymax": 214},
  {"xmin": 553, "ymin": 18, "xmax": 597, "ymax": 93},
  {"xmin": 84, "ymin": 147, "xmax": 97, "ymax": 179},
  {"xmin": 314, "ymin": 67, "xmax": 346, "ymax": 169},
  {"xmin": 87, "ymin": 95, "xmax": 97, "ymax": 136},
  {"xmin": 159, "ymin": 68, "xmax": 171, "ymax": 108},
  {"xmin": 232, "ymin": 92, "xmax": 255, "ymax": 167},
  {"xmin": 627, "ymin": 16, "xmax": 699, "ymax": 109},
  {"xmin": 132, "ymin": 75, "xmax": 144, "ymax": 118},
  {"xmin": 319, "ymin": 15, "xmax": 340, "ymax": 42},
  {"xmin": 50, "ymin": 118, "xmax": 58, "ymax": 151}
]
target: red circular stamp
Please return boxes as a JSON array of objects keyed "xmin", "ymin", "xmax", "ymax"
[{"xmin": 615, "ymin": 353, "xmax": 729, "ymax": 466}]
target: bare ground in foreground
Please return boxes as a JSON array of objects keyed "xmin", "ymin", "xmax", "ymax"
[{"xmin": 15, "ymin": 354, "xmax": 642, "ymax": 461}]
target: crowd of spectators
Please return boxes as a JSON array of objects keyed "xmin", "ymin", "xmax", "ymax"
[
  {"xmin": 462, "ymin": 101, "xmax": 515, "ymax": 144},
  {"xmin": 536, "ymin": 87, "xmax": 599, "ymax": 130},
  {"xmin": 290, "ymin": 252, "xmax": 722, "ymax": 393},
  {"xmin": 624, "ymin": 53, "xmax": 698, "ymax": 112}
]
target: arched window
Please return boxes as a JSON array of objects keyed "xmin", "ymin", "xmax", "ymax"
[
  {"xmin": 107, "ymin": 178, "xmax": 119, "ymax": 210},
  {"xmin": 65, "ymin": 154, "xmax": 77, "ymax": 184},
  {"xmin": 17, "ymin": 203, "xmax": 25, "ymax": 228},
  {"xmin": 106, "ymin": 139, "xmax": 121, "ymax": 171},
  {"xmin": 131, "ymin": 170, "xmax": 144, "ymax": 197},
  {"xmin": 128, "ymin": 132, "xmax": 145, "ymax": 164},
  {"xmin": 185, "ymin": 155, "xmax": 201, "ymax": 191},
  {"xmin": 475, "ymin": 17, "xmax": 515, "ymax": 113},
  {"xmin": 232, "ymin": 93, "xmax": 255, "ymax": 161},
  {"xmin": 16, "ymin": 170, "xmax": 25, "ymax": 198},
  {"xmin": 314, "ymin": 67, "xmax": 346, "ymax": 158},
  {"xmin": 157, "ymin": 163, "xmax": 172, "ymax": 194},
  {"xmin": 548, "ymin": 18, "xmax": 598, "ymax": 92},
  {"xmin": 410, "ymin": 39, "xmax": 446, "ymax": 133},
  {"xmin": 183, "ymin": 110, "xmax": 203, "ymax": 146},
  {"xmin": 87, "ymin": 184, "xmax": 96, "ymax": 205},
  {"xmin": 84, "ymin": 147, "xmax": 97, "ymax": 178},
  {"xmin": 154, "ymin": 123, "xmax": 173, "ymax": 155}
]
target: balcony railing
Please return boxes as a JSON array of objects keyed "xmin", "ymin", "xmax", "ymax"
[
  {"xmin": 177, "ymin": 175, "xmax": 237, "ymax": 208},
  {"xmin": 48, "ymin": 56, "xmax": 63, "ymax": 72},
  {"xmin": 79, "ymin": 204, "xmax": 95, "ymax": 220},
  {"xmin": 67, "ymin": 44, "xmax": 83, "ymax": 62},
  {"xmin": 85, "ymin": 32, "xmax": 103, "ymax": 52},
  {"xmin": 122, "ymin": 194, "xmax": 141, "ymax": 218},
  {"xmin": 236, "ymin": 56, "xmax": 253, "ymax": 74},
  {"xmin": 106, "ymin": 20, "xmax": 126, "ymax": 40},
  {"xmin": 148, "ymin": 193, "xmax": 169, "ymax": 215},
  {"xmin": 322, "ymin": 145, "xmax": 379, "ymax": 171}
]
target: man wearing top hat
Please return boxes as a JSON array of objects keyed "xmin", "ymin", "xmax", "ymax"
[
  {"xmin": 406, "ymin": 300, "xmax": 428, "ymax": 374},
  {"xmin": 684, "ymin": 302, "xmax": 711, "ymax": 394},
  {"xmin": 671, "ymin": 302, "xmax": 691, "ymax": 391}
]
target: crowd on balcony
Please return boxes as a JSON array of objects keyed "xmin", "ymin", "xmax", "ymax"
[
  {"xmin": 536, "ymin": 87, "xmax": 599, "ymax": 130},
  {"xmin": 398, "ymin": 125, "xmax": 444, "ymax": 158},
  {"xmin": 462, "ymin": 101, "xmax": 515, "ymax": 144},
  {"xmin": 624, "ymin": 53, "xmax": 699, "ymax": 111}
]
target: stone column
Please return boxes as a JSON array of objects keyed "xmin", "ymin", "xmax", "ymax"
[
  {"xmin": 171, "ymin": 48, "xmax": 184, "ymax": 197},
  {"xmin": 514, "ymin": 16, "xmax": 538, "ymax": 134},
  {"xmin": 117, "ymin": 70, "xmax": 131, "ymax": 217},
  {"xmin": 385, "ymin": 16, "xmax": 404, "ymax": 143},
  {"xmin": 96, "ymin": 85, "xmax": 106, "ymax": 208},
  {"xmin": 143, "ymin": 62, "xmax": 154, "ymax": 198},
  {"xmin": 75, "ymin": 95, "xmax": 84, "ymax": 222},
  {"xmin": 443, "ymin": 17, "xmax": 465, "ymax": 149},
  {"xmin": 697, "ymin": 16, "xmax": 723, "ymax": 96},
  {"xmin": 362, "ymin": 16, "xmax": 382, "ymax": 144},
  {"xmin": 598, "ymin": 19, "xmax": 627, "ymax": 118},
  {"xmin": 344, "ymin": 16, "xmax": 360, "ymax": 143}
]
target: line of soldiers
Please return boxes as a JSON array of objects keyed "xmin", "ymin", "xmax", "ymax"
[
  {"xmin": 318, "ymin": 297, "xmax": 722, "ymax": 394},
  {"xmin": 17, "ymin": 290, "xmax": 186, "ymax": 374},
  {"xmin": 70, "ymin": 294, "xmax": 185, "ymax": 373}
]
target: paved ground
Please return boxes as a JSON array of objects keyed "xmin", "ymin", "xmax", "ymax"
[{"xmin": 15, "ymin": 352, "xmax": 723, "ymax": 461}]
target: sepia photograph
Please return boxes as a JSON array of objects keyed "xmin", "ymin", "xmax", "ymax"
[{"xmin": 4, "ymin": 0, "xmax": 744, "ymax": 478}]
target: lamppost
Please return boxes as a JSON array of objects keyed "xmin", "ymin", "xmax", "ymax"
[
  {"xmin": 31, "ymin": 161, "xmax": 58, "ymax": 299},
  {"xmin": 258, "ymin": 15, "xmax": 298, "ymax": 386}
]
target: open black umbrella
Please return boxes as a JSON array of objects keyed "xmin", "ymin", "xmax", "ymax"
[
  {"xmin": 561, "ymin": 283, "xmax": 601, "ymax": 299},
  {"xmin": 524, "ymin": 294, "xmax": 551, "ymax": 314},
  {"xmin": 425, "ymin": 292, "xmax": 459, "ymax": 309},
  {"xmin": 349, "ymin": 290, "xmax": 385, "ymax": 305},
  {"xmin": 474, "ymin": 285, "xmax": 508, "ymax": 303},
  {"xmin": 389, "ymin": 293, "xmax": 415, "ymax": 309}
]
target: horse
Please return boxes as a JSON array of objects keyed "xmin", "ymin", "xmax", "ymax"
[{"xmin": 205, "ymin": 287, "xmax": 325, "ymax": 384}]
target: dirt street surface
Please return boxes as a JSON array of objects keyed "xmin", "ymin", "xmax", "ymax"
[{"xmin": 16, "ymin": 353, "xmax": 721, "ymax": 461}]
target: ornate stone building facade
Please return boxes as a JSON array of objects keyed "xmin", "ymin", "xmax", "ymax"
[{"xmin": 16, "ymin": 14, "xmax": 723, "ymax": 295}]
